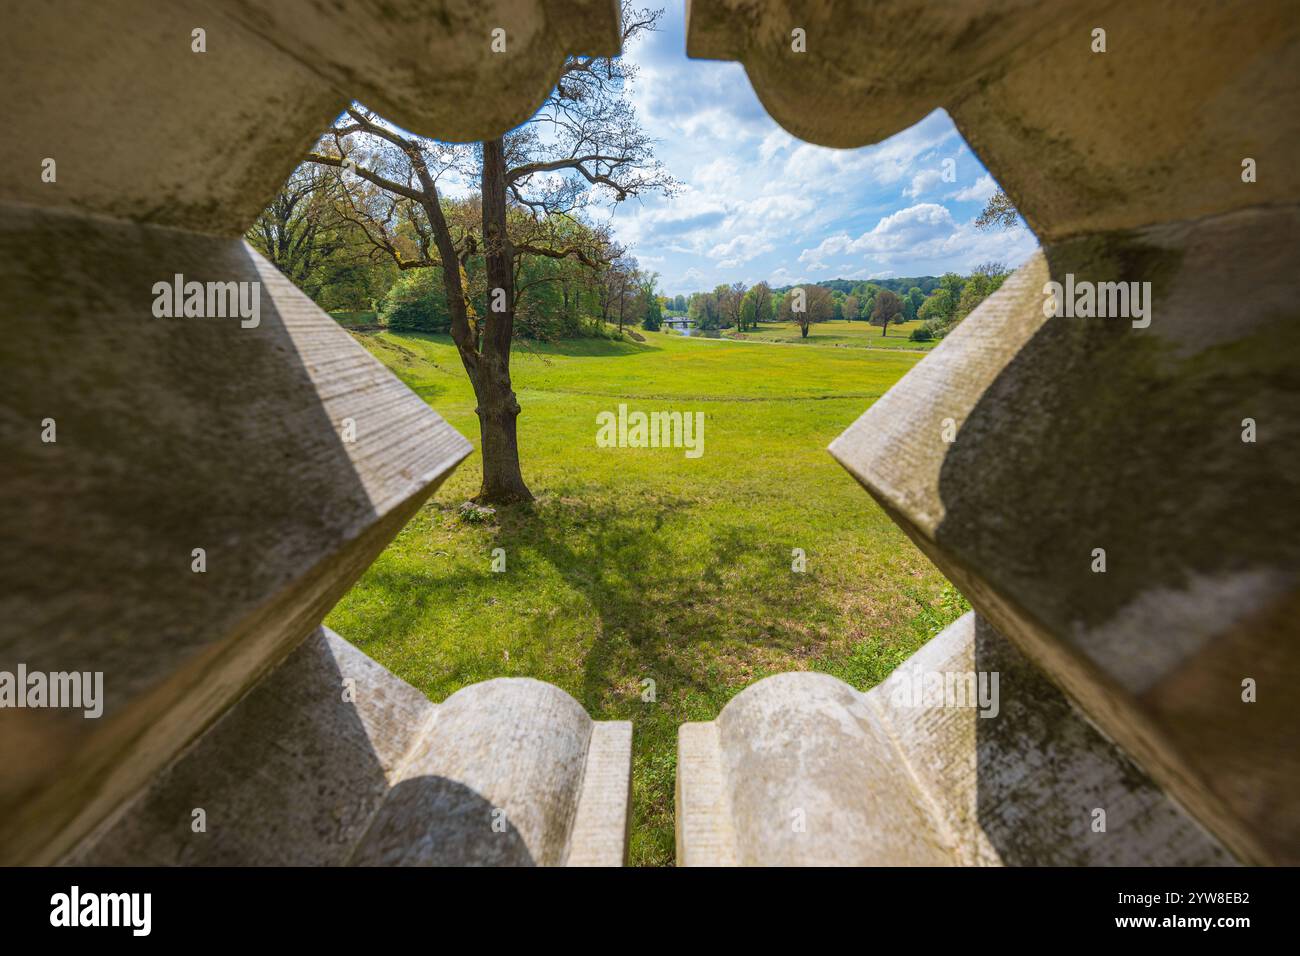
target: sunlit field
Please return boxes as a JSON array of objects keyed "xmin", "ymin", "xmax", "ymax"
[{"xmin": 327, "ymin": 327, "xmax": 968, "ymax": 865}]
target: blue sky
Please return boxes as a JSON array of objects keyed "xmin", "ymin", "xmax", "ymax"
[{"xmin": 601, "ymin": 6, "xmax": 1039, "ymax": 297}]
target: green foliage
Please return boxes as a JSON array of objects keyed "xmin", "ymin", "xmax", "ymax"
[
  {"xmin": 908, "ymin": 261, "xmax": 1012, "ymax": 338},
  {"xmin": 918, "ymin": 288, "xmax": 955, "ymax": 327},
  {"xmin": 938, "ymin": 272, "xmax": 966, "ymax": 301},
  {"xmin": 922, "ymin": 319, "xmax": 948, "ymax": 340},
  {"xmin": 379, "ymin": 269, "xmax": 452, "ymax": 333},
  {"xmin": 807, "ymin": 276, "xmax": 940, "ymax": 297},
  {"xmin": 641, "ymin": 290, "xmax": 663, "ymax": 331},
  {"xmin": 689, "ymin": 290, "xmax": 723, "ymax": 329},
  {"xmin": 457, "ymin": 501, "xmax": 497, "ymax": 524},
  {"xmin": 314, "ymin": 258, "xmax": 398, "ymax": 313},
  {"xmin": 739, "ymin": 290, "xmax": 757, "ymax": 329}
]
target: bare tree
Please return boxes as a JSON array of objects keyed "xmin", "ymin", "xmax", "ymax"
[
  {"xmin": 975, "ymin": 189, "xmax": 1019, "ymax": 231},
  {"xmin": 304, "ymin": 8, "xmax": 674, "ymax": 503}
]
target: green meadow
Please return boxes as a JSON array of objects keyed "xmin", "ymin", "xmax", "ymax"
[{"xmin": 327, "ymin": 327, "xmax": 967, "ymax": 866}]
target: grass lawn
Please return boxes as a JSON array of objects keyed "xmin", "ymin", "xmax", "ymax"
[
  {"xmin": 327, "ymin": 327, "xmax": 966, "ymax": 865},
  {"xmin": 723, "ymin": 317, "xmax": 935, "ymax": 349}
]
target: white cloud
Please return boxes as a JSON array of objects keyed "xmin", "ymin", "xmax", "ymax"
[
  {"xmin": 903, "ymin": 168, "xmax": 944, "ymax": 198},
  {"xmin": 709, "ymin": 233, "xmax": 775, "ymax": 268},
  {"xmin": 769, "ymin": 266, "xmax": 808, "ymax": 286},
  {"xmin": 780, "ymin": 114, "xmax": 958, "ymax": 195},
  {"xmin": 796, "ymin": 203, "xmax": 1037, "ymax": 276},
  {"xmin": 949, "ymin": 173, "xmax": 997, "ymax": 203},
  {"xmin": 797, "ymin": 233, "xmax": 853, "ymax": 270},
  {"xmin": 758, "ymin": 128, "xmax": 796, "ymax": 163}
]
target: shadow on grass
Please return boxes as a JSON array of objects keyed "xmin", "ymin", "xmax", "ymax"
[
  {"xmin": 335, "ymin": 484, "xmax": 849, "ymax": 868},
  {"xmin": 490, "ymin": 496, "xmax": 837, "ymax": 714}
]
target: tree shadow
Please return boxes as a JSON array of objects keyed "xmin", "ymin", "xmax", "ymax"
[
  {"xmin": 492, "ymin": 496, "xmax": 839, "ymax": 714},
  {"xmin": 350, "ymin": 775, "xmax": 534, "ymax": 866}
]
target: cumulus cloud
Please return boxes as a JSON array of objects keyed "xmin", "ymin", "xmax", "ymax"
[
  {"xmin": 709, "ymin": 233, "xmax": 775, "ymax": 268},
  {"xmin": 797, "ymin": 203, "xmax": 1037, "ymax": 276},
  {"xmin": 949, "ymin": 173, "xmax": 997, "ymax": 203},
  {"xmin": 903, "ymin": 168, "xmax": 944, "ymax": 198}
]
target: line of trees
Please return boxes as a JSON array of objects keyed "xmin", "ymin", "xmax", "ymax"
[
  {"xmin": 686, "ymin": 281, "xmax": 775, "ymax": 331},
  {"xmin": 672, "ymin": 264, "xmax": 1011, "ymax": 340}
]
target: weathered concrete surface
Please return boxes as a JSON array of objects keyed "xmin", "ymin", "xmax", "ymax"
[
  {"xmin": 0, "ymin": 0, "xmax": 620, "ymax": 235},
  {"xmin": 830, "ymin": 217, "xmax": 1300, "ymax": 864},
  {"xmin": 687, "ymin": 0, "xmax": 1299, "ymax": 240},
  {"xmin": 350, "ymin": 678, "xmax": 631, "ymax": 866},
  {"xmin": 216, "ymin": 0, "xmax": 621, "ymax": 147},
  {"xmin": 710, "ymin": 672, "xmax": 954, "ymax": 866},
  {"xmin": 677, "ymin": 613, "xmax": 1234, "ymax": 866},
  {"xmin": 0, "ymin": 205, "xmax": 472, "ymax": 864},
  {"xmin": 70, "ymin": 630, "xmax": 634, "ymax": 866},
  {"xmin": 881, "ymin": 614, "xmax": 1234, "ymax": 867},
  {"xmin": 2, "ymin": 0, "xmax": 624, "ymax": 867},
  {"xmin": 567, "ymin": 721, "xmax": 636, "ymax": 866},
  {"xmin": 66, "ymin": 628, "xmax": 435, "ymax": 866},
  {"xmin": 676, "ymin": 722, "xmax": 739, "ymax": 866},
  {"xmin": 691, "ymin": 0, "xmax": 1300, "ymax": 864}
]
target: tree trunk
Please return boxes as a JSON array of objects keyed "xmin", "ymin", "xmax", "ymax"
[
  {"xmin": 474, "ymin": 136, "xmax": 533, "ymax": 504},
  {"xmin": 881, "ymin": 323, "xmax": 887, "ymax": 336},
  {"xmin": 800, "ymin": 323, "xmax": 809, "ymax": 338}
]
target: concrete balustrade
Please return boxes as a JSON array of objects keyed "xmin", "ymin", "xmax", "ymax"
[
  {"xmin": 0, "ymin": 207, "xmax": 473, "ymax": 864},
  {"xmin": 677, "ymin": 613, "xmax": 1234, "ymax": 866},
  {"xmin": 1, "ymin": 0, "xmax": 1293, "ymax": 867},
  {"xmin": 0, "ymin": 0, "xmax": 625, "ymax": 865},
  {"xmin": 689, "ymin": 0, "xmax": 1299, "ymax": 864},
  {"xmin": 70, "ymin": 629, "xmax": 632, "ymax": 866}
]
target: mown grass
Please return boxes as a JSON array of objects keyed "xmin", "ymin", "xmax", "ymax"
[
  {"xmin": 722, "ymin": 317, "xmax": 935, "ymax": 349},
  {"xmin": 326, "ymin": 327, "xmax": 967, "ymax": 865}
]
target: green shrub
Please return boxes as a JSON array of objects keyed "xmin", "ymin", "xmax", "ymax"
[{"xmin": 379, "ymin": 270, "xmax": 451, "ymax": 333}]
